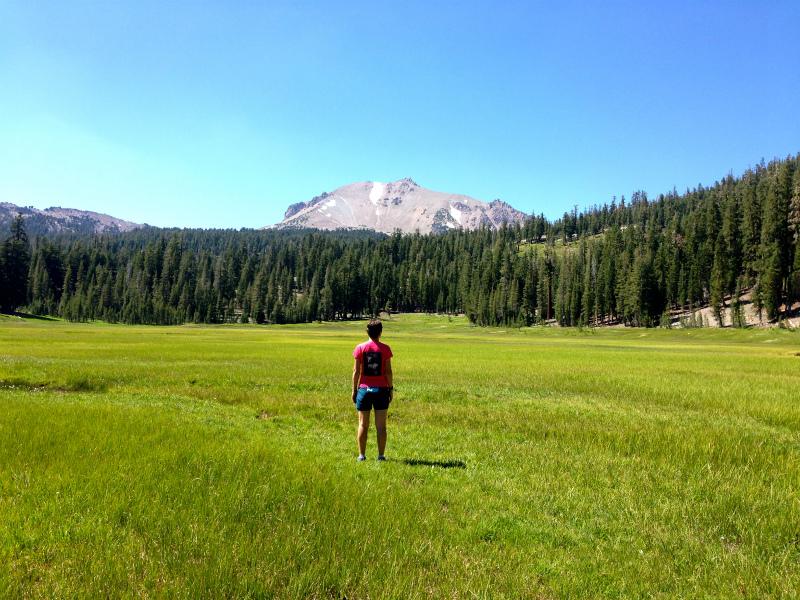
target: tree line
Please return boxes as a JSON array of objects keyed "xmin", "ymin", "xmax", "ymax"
[{"xmin": 2, "ymin": 154, "xmax": 799, "ymax": 327}]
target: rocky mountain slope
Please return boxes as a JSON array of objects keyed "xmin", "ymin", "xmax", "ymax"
[
  {"xmin": 0, "ymin": 203, "xmax": 143, "ymax": 237},
  {"xmin": 266, "ymin": 178, "xmax": 529, "ymax": 234}
]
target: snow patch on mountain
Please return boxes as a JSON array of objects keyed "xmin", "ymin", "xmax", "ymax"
[{"xmin": 369, "ymin": 182, "xmax": 384, "ymax": 205}]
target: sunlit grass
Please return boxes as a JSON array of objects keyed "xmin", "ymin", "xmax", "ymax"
[{"xmin": 1, "ymin": 316, "xmax": 799, "ymax": 598}]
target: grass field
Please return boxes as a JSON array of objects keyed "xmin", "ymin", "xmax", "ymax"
[{"xmin": 1, "ymin": 314, "xmax": 799, "ymax": 599}]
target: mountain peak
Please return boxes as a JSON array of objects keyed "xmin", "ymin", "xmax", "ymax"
[{"xmin": 265, "ymin": 180, "xmax": 528, "ymax": 234}]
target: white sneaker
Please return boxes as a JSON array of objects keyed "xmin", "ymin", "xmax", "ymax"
[{"xmin": 358, "ymin": 455, "xmax": 366, "ymax": 462}]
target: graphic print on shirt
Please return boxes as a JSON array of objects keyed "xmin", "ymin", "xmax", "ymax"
[{"xmin": 364, "ymin": 352, "xmax": 382, "ymax": 377}]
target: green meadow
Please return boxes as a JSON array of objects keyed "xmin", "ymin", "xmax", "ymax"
[{"xmin": 1, "ymin": 315, "xmax": 799, "ymax": 599}]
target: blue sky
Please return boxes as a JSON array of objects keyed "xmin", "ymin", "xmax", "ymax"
[{"xmin": 1, "ymin": 1, "xmax": 799, "ymax": 229}]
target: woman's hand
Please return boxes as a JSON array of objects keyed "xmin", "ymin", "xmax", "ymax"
[{"xmin": 351, "ymin": 390, "xmax": 358, "ymax": 404}]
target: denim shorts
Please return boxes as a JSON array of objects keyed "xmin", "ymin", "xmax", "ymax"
[{"xmin": 355, "ymin": 387, "xmax": 391, "ymax": 411}]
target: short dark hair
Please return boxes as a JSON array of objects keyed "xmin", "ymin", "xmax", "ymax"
[{"xmin": 366, "ymin": 319, "xmax": 383, "ymax": 339}]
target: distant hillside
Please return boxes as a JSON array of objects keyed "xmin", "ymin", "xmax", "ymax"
[
  {"xmin": 266, "ymin": 178, "xmax": 529, "ymax": 234},
  {"xmin": 6, "ymin": 153, "xmax": 798, "ymax": 330},
  {"xmin": 0, "ymin": 203, "xmax": 143, "ymax": 237}
]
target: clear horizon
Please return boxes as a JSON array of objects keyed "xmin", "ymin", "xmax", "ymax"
[{"xmin": 2, "ymin": 1, "xmax": 799, "ymax": 229}]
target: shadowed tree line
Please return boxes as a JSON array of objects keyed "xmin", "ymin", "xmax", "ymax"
[{"xmin": 2, "ymin": 154, "xmax": 799, "ymax": 327}]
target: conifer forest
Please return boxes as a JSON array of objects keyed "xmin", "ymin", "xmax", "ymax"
[{"xmin": 2, "ymin": 155, "xmax": 799, "ymax": 328}]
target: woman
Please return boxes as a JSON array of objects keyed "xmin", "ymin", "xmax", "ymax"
[{"xmin": 351, "ymin": 319, "xmax": 393, "ymax": 461}]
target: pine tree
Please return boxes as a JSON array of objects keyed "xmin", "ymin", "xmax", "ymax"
[
  {"xmin": 741, "ymin": 172, "xmax": 761, "ymax": 276},
  {"xmin": 722, "ymin": 184, "xmax": 743, "ymax": 294},
  {"xmin": 751, "ymin": 277, "xmax": 764, "ymax": 326},
  {"xmin": 710, "ymin": 234, "xmax": 726, "ymax": 327},
  {"xmin": 730, "ymin": 277, "xmax": 745, "ymax": 328},
  {"xmin": 320, "ymin": 266, "xmax": 334, "ymax": 321},
  {"xmin": 0, "ymin": 213, "xmax": 31, "ymax": 312},
  {"xmin": 788, "ymin": 185, "xmax": 800, "ymax": 314},
  {"xmin": 761, "ymin": 244, "xmax": 783, "ymax": 321}
]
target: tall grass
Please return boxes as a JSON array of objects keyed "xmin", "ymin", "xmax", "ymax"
[{"xmin": 1, "ymin": 316, "xmax": 798, "ymax": 598}]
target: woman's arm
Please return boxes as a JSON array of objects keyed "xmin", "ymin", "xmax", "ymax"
[
  {"xmin": 384, "ymin": 358, "xmax": 393, "ymax": 401},
  {"xmin": 351, "ymin": 358, "xmax": 362, "ymax": 403}
]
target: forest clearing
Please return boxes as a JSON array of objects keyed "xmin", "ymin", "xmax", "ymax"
[{"xmin": 1, "ymin": 314, "xmax": 799, "ymax": 599}]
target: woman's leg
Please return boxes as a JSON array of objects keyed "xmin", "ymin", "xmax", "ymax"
[
  {"xmin": 374, "ymin": 409, "xmax": 388, "ymax": 456},
  {"xmin": 358, "ymin": 410, "xmax": 371, "ymax": 456}
]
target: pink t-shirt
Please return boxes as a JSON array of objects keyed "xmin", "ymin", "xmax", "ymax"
[{"xmin": 353, "ymin": 339, "xmax": 393, "ymax": 388}]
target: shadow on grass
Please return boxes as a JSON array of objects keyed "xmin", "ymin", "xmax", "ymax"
[
  {"xmin": 401, "ymin": 458, "xmax": 467, "ymax": 469},
  {"xmin": 5, "ymin": 311, "xmax": 59, "ymax": 321}
]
